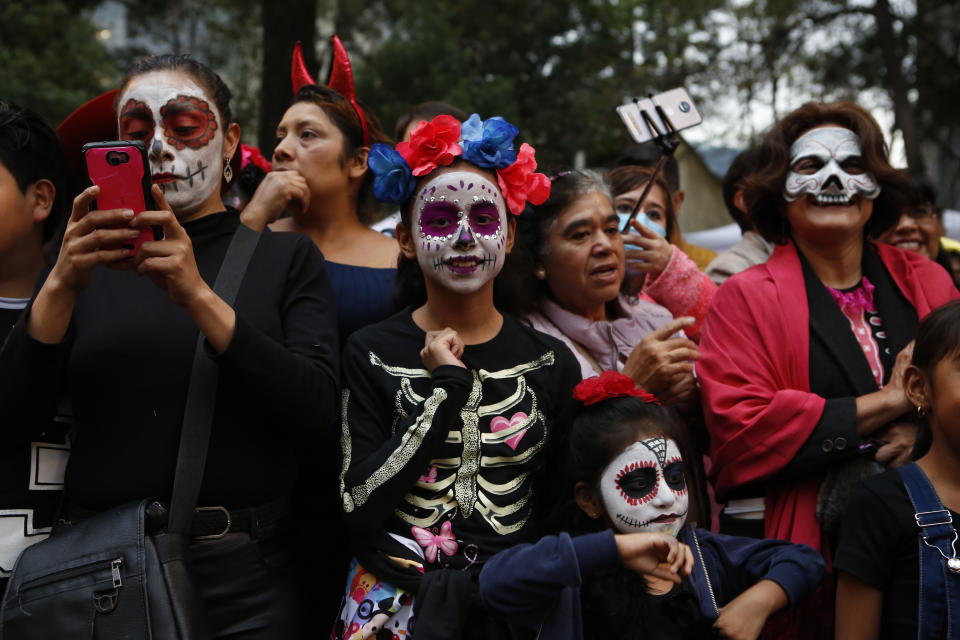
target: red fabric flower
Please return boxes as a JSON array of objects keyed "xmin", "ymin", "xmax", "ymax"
[
  {"xmin": 496, "ymin": 143, "xmax": 551, "ymax": 215},
  {"xmin": 573, "ymin": 371, "xmax": 661, "ymax": 406},
  {"xmin": 240, "ymin": 144, "xmax": 272, "ymax": 172},
  {"xmin": 395, "ymin": 114, "xmax": 462, "ymax": 176}
]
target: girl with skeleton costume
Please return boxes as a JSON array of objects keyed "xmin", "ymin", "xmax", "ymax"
[
  {"xmin": 0, "ymin": 55, "xmax": 339, "ymax": 636},
  {"xmin": 696, "ymin": 101, "xmax": 959, "ymax": 637},
  {"xmin": 334, "ymin": 114, "xmax": 581, "ymax": 639},
  {"xmin": 478, "ymin": 371, "xmax": 824, "ymax": 640}
]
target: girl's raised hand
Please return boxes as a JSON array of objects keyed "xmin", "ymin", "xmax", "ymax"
[
  {"xmin": 420, "ymin": 327, "xmax": 466, "ymax": 371},
  {"xmin": 622, "ymin": 218, "xmax": 672, "ymax": 278},
  {"xmin": 615, "ymin": 532, "xmax": 694, "ymax": 582}
]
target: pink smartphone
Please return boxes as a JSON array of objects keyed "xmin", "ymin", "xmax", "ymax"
[{"xmin": 82, "ymin": 140, "xmax": 158, "ymax": 254}]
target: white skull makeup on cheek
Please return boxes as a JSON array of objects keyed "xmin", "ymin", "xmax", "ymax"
[
  {"xmin": 118, "ymin": 72, "xmax": 225, "ymax": 215},
  {"xmin": 414, "ymin": 170, "xmax": 508, "ymax": 294},
  {"xmin": 599, "ymin": 437, "xmax": 688, "ymax": 537},
  {"xmin": 783, "ymin": 127, "xmax": 881, "ymax": 206}
]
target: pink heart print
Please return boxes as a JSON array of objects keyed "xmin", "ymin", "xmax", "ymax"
[{"xmin": 490, "ymin": 412, "xmax": 529, "ymax": 450}]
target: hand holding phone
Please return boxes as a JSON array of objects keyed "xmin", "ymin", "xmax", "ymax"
[{"xmin": 82, "ymin": 141, "xmax": 159, "ymax": 254}]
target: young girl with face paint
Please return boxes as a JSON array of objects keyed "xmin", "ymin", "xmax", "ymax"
[
  {"xmin": 0, "ymin": 55, "xmax": 339, "ymax": 637},
  {"xmin": 834, "ymin": 301, "xmax": 960, "ymax": 639},
  {"xmin": 333, "ymin": 115, "xmax": 582, "ymax": 639},
  {"xmin": 478, "ymin": 371, "xmax": 824, "ymax": 640}
]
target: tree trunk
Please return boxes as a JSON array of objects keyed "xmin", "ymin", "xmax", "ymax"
[
  {"xmin": 258, "ymin": 0, "xmax": 317, "ymax": 154},
  {"xmin": 873, "ymin": 0, "xmax": 925, "ymax": 173}
]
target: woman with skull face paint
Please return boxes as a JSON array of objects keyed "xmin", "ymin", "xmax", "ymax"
[
  {"xmin": 478, "ymin": 371, "xmax": 824, "ymax": 640},
  {"xmin": 333, "ymin": 114, "xmax": 581, "ymax": 639},
  {"xmin": 696, "ymin": 101, "xmax": 959, "ymax": 635},
  {"xmin": 0, "ymin": 55, "xmax": 339, "ymax": 636}
]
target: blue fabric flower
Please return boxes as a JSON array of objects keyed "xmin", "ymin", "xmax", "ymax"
[
  {"xmin": 368, "ymin": 143, "xmax": 416, "ymax": 204},
  {"xmin": 461, "ymin": 114, "xmax": 519, "ymax": 169}
]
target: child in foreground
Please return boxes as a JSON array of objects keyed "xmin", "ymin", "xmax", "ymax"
[
  {"xmin": 479, "ymin": 371, "xmax": 824, "ymax": 640},
  {"xmin": 834, "ymin": 300, "xmax": 960, "ymax": 639}
]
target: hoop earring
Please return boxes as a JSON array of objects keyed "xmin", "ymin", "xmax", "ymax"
[
  {"xmin": 223, "ymin": 157, "xmax": 233, "ymax": 182},
  {"xmin": 916, "ymin": 404, "xmax": 927, "ymax": 417}
]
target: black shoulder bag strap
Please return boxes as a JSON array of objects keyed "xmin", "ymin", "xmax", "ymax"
[{"xmin": 167, "ymin": 223, "xmax": 261, "ymax": 535}]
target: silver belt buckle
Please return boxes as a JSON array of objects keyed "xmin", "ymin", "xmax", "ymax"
[{"xmin": 194, "ymin": 506, "xmax": 231, "ymax": 540}]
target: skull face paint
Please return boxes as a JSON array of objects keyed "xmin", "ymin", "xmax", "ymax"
[
  {"xmin": 414, "ymin": 170, "xmax": 508, "ymax": 294},
  {"xmin": 599, "ymin": 437, "xmax": 688, "ymax": 537},
  {"xmin": 784, "ymin": 127, "xmax": 880, "ymax": 206},
  {"xmin": 118, "ymin": 70, "xmax": 224, "ymax": 215}
]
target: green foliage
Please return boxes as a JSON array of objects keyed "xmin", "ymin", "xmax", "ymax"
[
  {"xmin": 0, "ymin": 0, "xmax": 119, "ymax": 126},
  {"xmin": 354, "ymin": 0, "xmax": 725, "ymax": 168}
]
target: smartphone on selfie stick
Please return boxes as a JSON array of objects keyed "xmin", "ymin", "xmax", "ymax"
[
  {"xmin": 82, "ymin": 140, "xmax": 160, "ymax": 254},
  {"xmin": 615, "ymin": 88, "xmax": 703, "ymax": 235}
]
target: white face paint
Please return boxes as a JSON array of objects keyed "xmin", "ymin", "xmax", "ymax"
[
  {"xmin": 599, "ymin": 437, "xmax": 688, "ymax": 537},
  {"xmin": 783, "ymin": 126, "xmax": 881, "ymax": 206},
  {"xmin": 118, "ymin": 70, "xmax": 225, "ymax": 216},
  {"xmin": 413, "ymin": 170, "xmax": 508, "ymax": 294}
]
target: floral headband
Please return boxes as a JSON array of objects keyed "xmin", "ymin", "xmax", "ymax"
[
  {"xmin": 368, "ymin": 113, "xmax": 551, "ymax": 216},
  {"xmin": 573, "ymin": 371, "xmax": 661, "ymax": 406}
]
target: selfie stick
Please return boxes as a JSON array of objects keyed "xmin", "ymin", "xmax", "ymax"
[{"xmin": 620, "ymin": 96, "xmax": 681, "ymax": 233}]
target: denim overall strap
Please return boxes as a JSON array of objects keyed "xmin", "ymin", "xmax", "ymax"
[{"xmin": 897, "ymin": 462, "xmax": 960, "ymax": 640}]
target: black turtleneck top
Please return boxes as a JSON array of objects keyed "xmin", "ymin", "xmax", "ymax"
[{"xmin": 0, "ymin": 211, "xmax": 339, "ymax": 510}]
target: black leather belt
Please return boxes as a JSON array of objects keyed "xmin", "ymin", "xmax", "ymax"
[
  {"xmin": 65, "ymin": 497, "xmax": 291, "ymax": 540},
  {"xmin": 191, "ymin": 497, "xmax": 291, "ymax": 540}
]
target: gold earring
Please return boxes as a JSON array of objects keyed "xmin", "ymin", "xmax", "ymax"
[
  {"xmin": 223, "ymin": 156, "xmax": 233, "ymax": 182},
  {"xmin": 917, "ymin": 404, "xmax": 927, "ymax": 417}
]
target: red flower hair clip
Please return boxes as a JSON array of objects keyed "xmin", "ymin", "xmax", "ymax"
[
  {"xmin": 395, "ymin": 115, "xmax": 463, "ymax": 176},
  {"xmin": 573, "ymin": 371, "xmax": 661, "ymax": 406}
]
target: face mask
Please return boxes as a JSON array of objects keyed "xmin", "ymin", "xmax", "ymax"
[
  {"xmin": 599, "ymin": 437, "xmax": 688, "ymax": 537},
  {"xmin": 413, "ymin": 170, "xmax": 508, "ymax": 294},
  {"xmin": 618, "ymin": 212, "xmax": 666, "ymax": 238},
  {"xmin": 118, "ymin": 72, "xmax": 225, "ymax": 215},
  {"xmin": 784, "ymin": 127, "xmax": 880, "ymax": 206}
]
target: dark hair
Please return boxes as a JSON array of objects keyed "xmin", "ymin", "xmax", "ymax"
[
  {"xmin": 548, "ymin": 396, "xmax": 702, "ymax": 535},
  {"xmin": 901, "ymin": 173, "xmax": 941, "ymax": 219},
  {"xmin": 743, "ymin": 101, "xmax": 910, "ymax": 244},
  {"xmin": 606, "ymin": 165, "xmax": 678, "ymax": 242},
  {"xmin": 722, "ymin": 147, "xmax": 761, "ymax": 232},
  {"xmin": 514, "ymin": 170, "xmax": 611, "ymax": 308},
  {"xmin": 909, "ymin": 301, "xmax": 960, "ymax": 457},
  {"xmin": 912, "ymin": 301, "xmax": 960, "ymax": 381},
  {"xmin": 614, "ymin": 143, "xmax": 680, "ymax": 192},
  {"xmin": 120, "ymin": 54, "xmax": 233, "ymax": 125},
  {"xmin": 393, "ymin": 101, "xmax": 468, "ymax": 142},
  {"xmin": 294, "ymin": 85, "xmax": 389, "ymax": 224},
  {"xmin": 0, "ymin": 101, "xmax": 67, "ymax": 243},
  {"xmin": 394, "ymin": 161, "xmax": 537, "ymax": 315}
]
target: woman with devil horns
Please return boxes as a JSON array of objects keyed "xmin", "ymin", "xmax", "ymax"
[
  {"xmin": 0, "ymin": 54, "xmax": 339, "ymax": 637},
  {"xmin": 241, "ymin": 38, "xmax": 397, "ymax": 342}
]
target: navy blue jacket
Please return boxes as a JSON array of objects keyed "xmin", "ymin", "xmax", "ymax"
[{"xmin": 478, "ymin": 526, "xmax": 824, "ymax": 639}]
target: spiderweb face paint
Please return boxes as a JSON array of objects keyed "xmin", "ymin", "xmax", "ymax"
[
  {"xmin": 413, "ymin": 170, "xmax": 508, "ymax": 294},
  {"xmin": 599, "ymin": 437, "xmax": 688, "ymax": 537},
  {"xmin": 118, "ymin": 70, "xmax": 225, "ymax": 216}
]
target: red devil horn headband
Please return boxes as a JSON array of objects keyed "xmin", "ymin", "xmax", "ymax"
[{"xmin": 290, "ymin": 36, "xmax": 370, "ymax": 146}]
